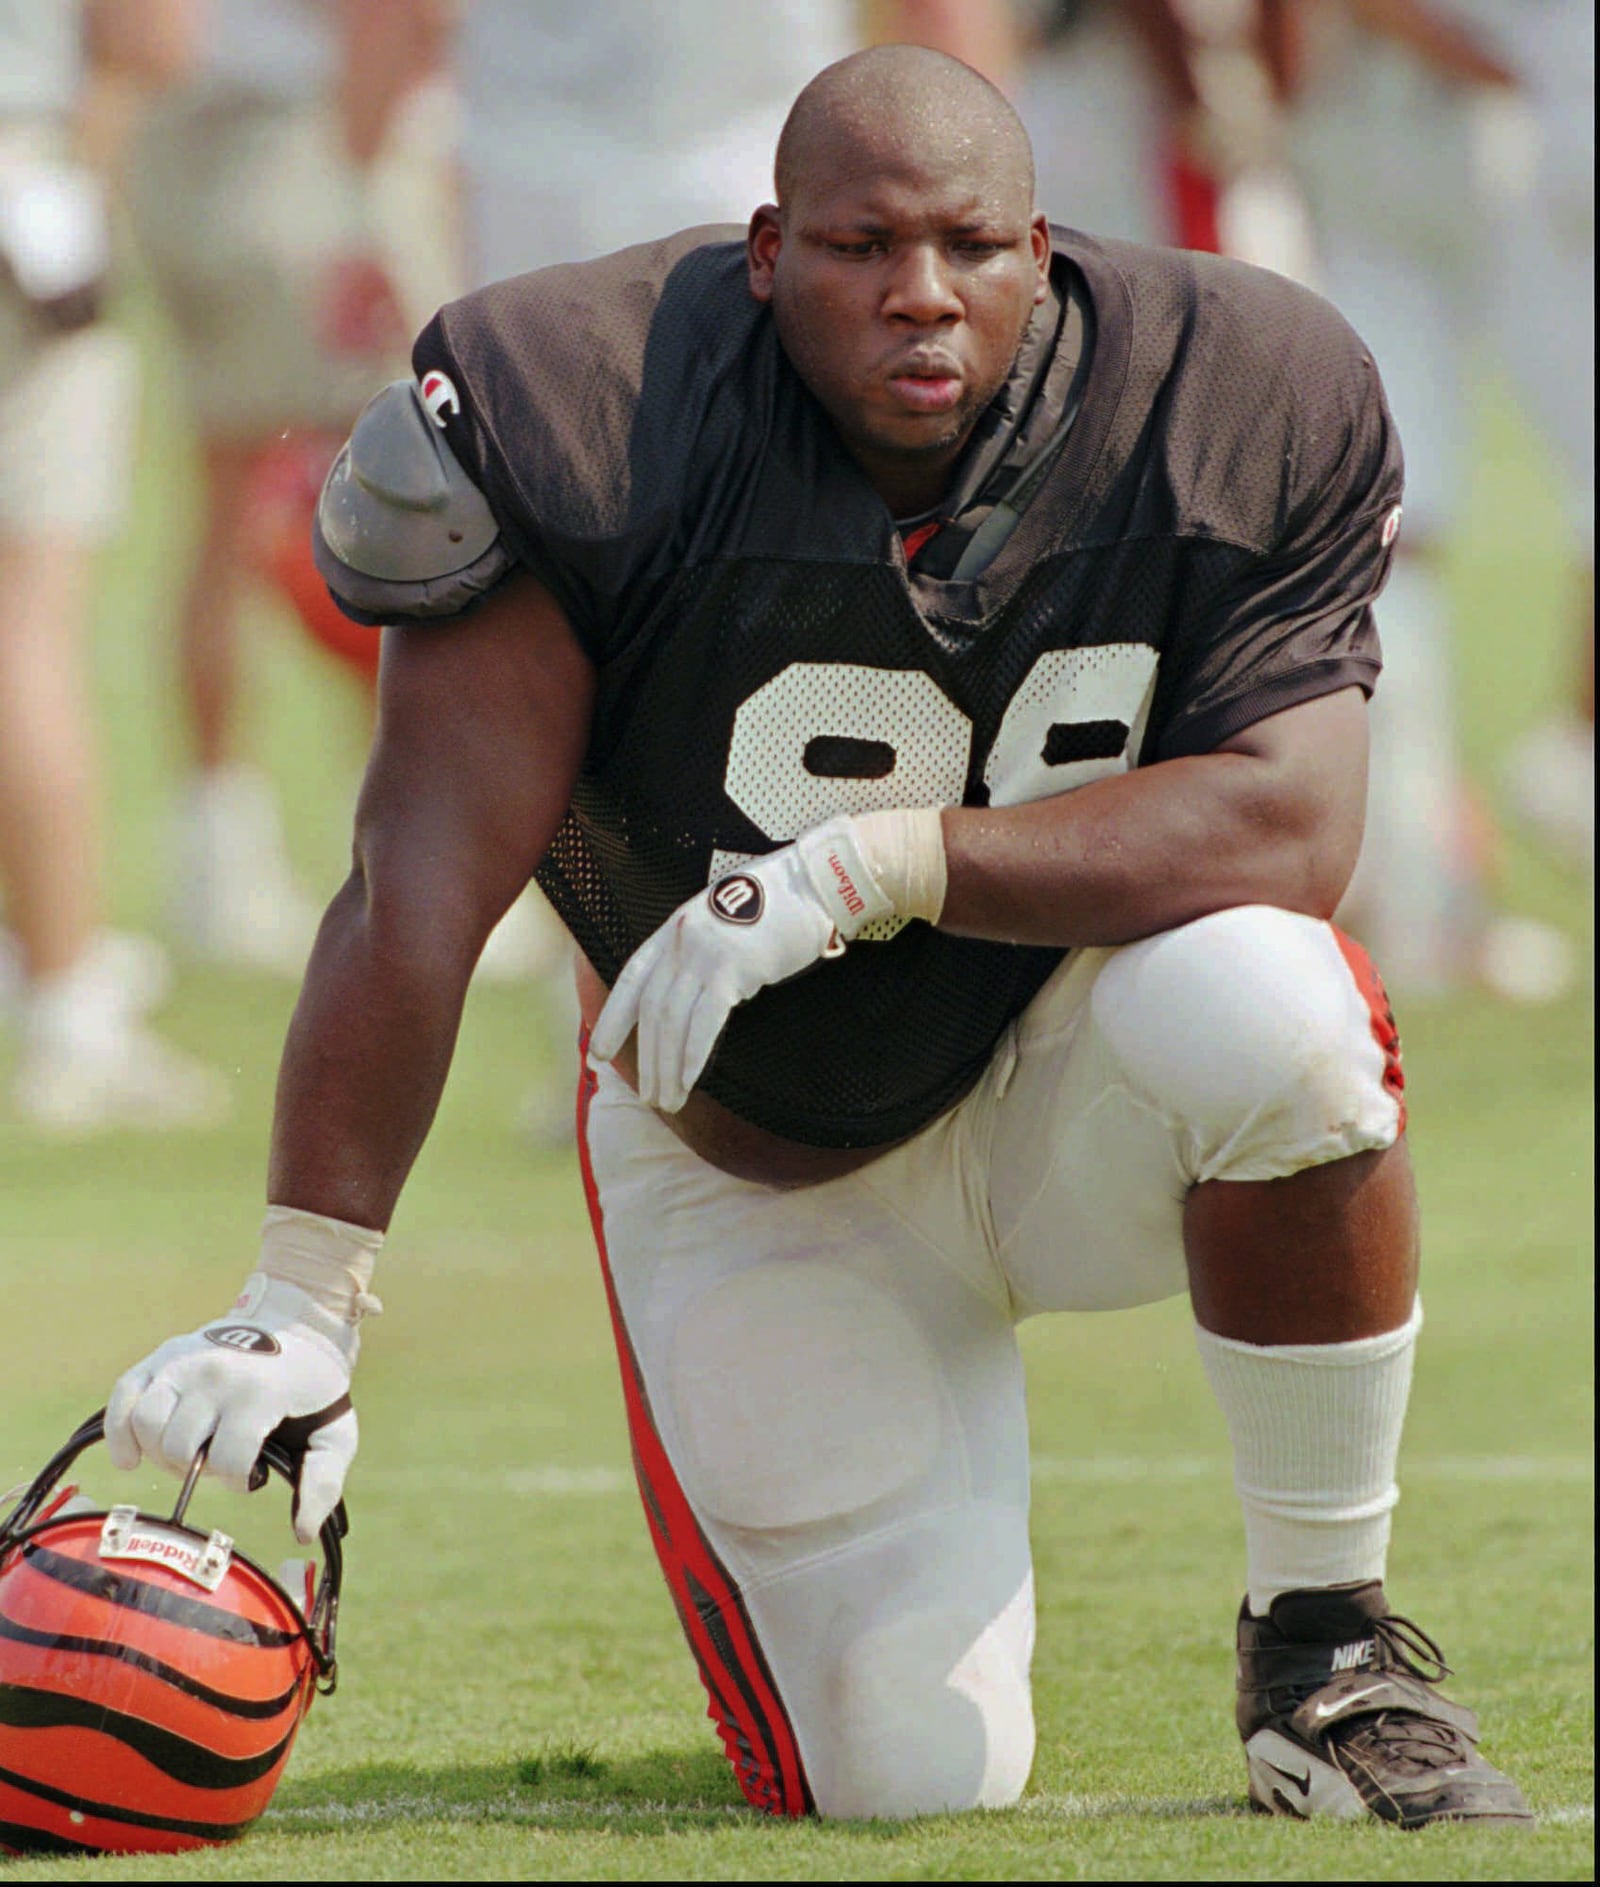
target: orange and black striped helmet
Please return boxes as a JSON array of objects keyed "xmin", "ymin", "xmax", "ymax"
[{"xmin": 0, "ymin": 1412, "xmax": 344, "ymax": 1856}]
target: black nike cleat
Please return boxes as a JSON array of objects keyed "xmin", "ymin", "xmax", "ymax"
[{"xmin": 1236, "ymin": 1582, "xmax": 1534, "ymax": 1828}]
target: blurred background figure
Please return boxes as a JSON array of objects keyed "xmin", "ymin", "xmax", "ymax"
[
  {"xmin": 0, "ymin": 0, "xmax": 229, "ymax": 1130},
  {"xmin": 459, "ymin": 0, "xmax": 852, "ymax": 282},
  {"xmin": 1018, "ymin": 0, "xmax": 1315, "ymax": 277},
  {"xmin": 1019, "ymin": 0, "xmax": 1590, "ymax": 1000},
  {"xmin": 1291, "ymin": 0, "xmax": 1592, "ymax": 998},
  {"xmin": 459, "ymin": 0, "xmax": 1020, "ymax": 285},
  {"xmin": 126, "ymin": 0, "xmax": 451, "ymax": 976}
]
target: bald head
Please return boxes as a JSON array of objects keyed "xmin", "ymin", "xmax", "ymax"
[{"xmin": 774, "ymin": 44, "xmax": 1034, "ymax": 219}]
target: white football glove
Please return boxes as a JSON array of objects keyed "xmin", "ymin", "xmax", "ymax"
[
  {"xmin": 591, "ymin": 814, "xmax": 914, "ymax": 1113},
  {"xmin": 105, "ymin": 1209, "xmax": 382, "ymax": 1544}
]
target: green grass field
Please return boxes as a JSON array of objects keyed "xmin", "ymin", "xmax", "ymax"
[{"xmin": 0, "ymin": 353, "xmax": 1591, "ymax": 1879}]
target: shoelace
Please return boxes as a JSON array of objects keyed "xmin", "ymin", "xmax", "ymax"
[
  {"xmin": 1370, "ymin": 1612, "xmax": 1454, "ymax": 1686},
  {"xmin": 1337, "ymin": 1710, "xmax": 1469, "ymax": 1775},
  {"xmin": 1331, "ymin": 1614, "xmax": 1465, "ymax": 1774}
]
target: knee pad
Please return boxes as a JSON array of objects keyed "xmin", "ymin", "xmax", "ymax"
[
  {"xmin": 666, "ymin": 1260, "xmax": 944, "ymax": 1534},
  {"xmin": 813, "ymin": 1585, "xmax": 1035, "ymax": 1819},
  {"xmin": 1091, "ymin": 905, "xmax": 1403, "ymax": 1183}
]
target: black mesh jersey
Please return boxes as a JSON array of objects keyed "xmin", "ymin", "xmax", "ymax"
[{"xmin": 409, "ymin": 224, "xmax": 1402, "ymax": 1149}]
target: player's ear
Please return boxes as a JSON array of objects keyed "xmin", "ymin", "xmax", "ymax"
[
  {"xmin": 1030, "ymin": 214, "xmax": 1051, "ymax": 304},
  {"xmin": 748, "ymin": 205, "xmax": 782, "ymax": 304}
]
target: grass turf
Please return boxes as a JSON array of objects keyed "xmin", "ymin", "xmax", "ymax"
[{"xmin": 0, "ymin": 357, "xmax": 1591, "ymax": 1877}]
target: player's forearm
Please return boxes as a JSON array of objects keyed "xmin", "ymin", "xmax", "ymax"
[
  {"xmin": 1342, "ymin": 0, "xmax": 1519, "ymax": 90},
  {"xmin": 332, "ymin": 0, "xmax": 446, "ymax": 169},
  {"xmin": 267, "ymin": 865, "xmax": 476, "ymax": 1232},
  {"xmin": 1123, "ymin": 0, "xmax": 1205, "ymax": 115},
  {"xmin": 83, "ymin": 0, "xmax": 206, "ymax": 89},
  {"xmin": 938, "ymin": 749, "xmax": 1352, "ymax": 948},
  {"xmin": 880, "ymin": 0, "xmax": 1021, "ymax": 90}
]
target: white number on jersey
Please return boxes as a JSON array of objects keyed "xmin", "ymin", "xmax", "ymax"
[{"xmin": 711, "ymin": 647, "xmax": 1160, "ymax": 940}]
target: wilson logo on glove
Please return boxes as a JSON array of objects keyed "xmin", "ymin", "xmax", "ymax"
[
  {"xmin": 822, "ymin": 848, "xmax": 867, "ymax": 918},
  {"xmin": 204, "ymin": 1326, "xmax": 282, "ymax": 1355},
  {"xmin": 709, "ymin": 874, "xmax": 765, "ymax": 924}
]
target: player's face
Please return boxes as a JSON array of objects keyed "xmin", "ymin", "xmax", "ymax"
[{"xmin": 749, "ymin": 142, "xmax": 1050, "ymax": 514}]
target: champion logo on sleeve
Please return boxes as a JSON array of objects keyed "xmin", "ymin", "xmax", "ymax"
[{"xmin": 420, "ymin": 370, "xmax": 460, "ymax": 428}]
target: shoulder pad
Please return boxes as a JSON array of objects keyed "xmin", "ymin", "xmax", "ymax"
[{"xmin": 312, "ymin": 380, "xmax": 512, "ymax": 623}]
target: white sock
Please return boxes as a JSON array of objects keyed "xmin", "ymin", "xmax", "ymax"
[{"xmin": 1196, "ymin": 1300, "xmax": 1422, "ymax": 1616}]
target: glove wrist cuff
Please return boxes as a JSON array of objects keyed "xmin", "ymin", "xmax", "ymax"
[
  {"xmin": 794, "ymin": 818, "xmax": 897, "ymax": 939},
  {"xmin": 843, "ymin": 807, "xmax": 949, "ymax": 925},
  {"xmin": 258, "ymin": 1205, "xmax": 384, "ymax": 1327}
]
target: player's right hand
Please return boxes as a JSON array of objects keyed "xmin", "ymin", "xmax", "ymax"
[{"xmin": 105, "ymin": 1275, "xmax": 360, "ymax": 1544}]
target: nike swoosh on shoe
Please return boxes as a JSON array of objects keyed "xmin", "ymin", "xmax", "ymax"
[
  {"xmin": 1263, "ymin": 1760, "xmax": 1313, "ymax": 1796},
  {"xmin": 1310, "ymin": 1684, "xmax": 1387, "ymax": 1722}
]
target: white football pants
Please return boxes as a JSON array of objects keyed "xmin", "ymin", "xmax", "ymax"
[{"xmin": 577, "ymin": 906, "xmax": 1405, "ymax": 1819}]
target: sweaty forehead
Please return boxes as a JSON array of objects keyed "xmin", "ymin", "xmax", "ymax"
[
  {"xmin": 788, "ymin": 116, "xmax": 1026, "ymax": 223},
  {"xmin": 776, "ymin": 65, "xmax": 1034, "ymax": 223}
]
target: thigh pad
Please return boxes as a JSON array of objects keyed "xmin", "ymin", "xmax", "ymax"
[{"xmin": 667, "ymin": 1260, "xmax": 943, "ymax": 1532}]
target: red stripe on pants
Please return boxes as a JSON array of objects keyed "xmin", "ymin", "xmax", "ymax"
[
  {"xmin": 574, "ymin": 1051, "xmax": 812, "ymax": 1817},
  {"xmin": 1332, "ymin": 929, "xmax": 1408, "ymax": 1134}
]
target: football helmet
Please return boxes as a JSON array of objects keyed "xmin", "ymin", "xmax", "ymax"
[{"xmin": 0, "ymin": 1412, "xmax": 345, "ymax": 1856}]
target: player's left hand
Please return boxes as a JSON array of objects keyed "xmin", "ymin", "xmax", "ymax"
[{"xmin": 590, "ymin": 816, "xmax": 895, "ymax": 1111}]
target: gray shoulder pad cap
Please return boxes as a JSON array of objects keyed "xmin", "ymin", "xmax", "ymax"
[{"xmin": 312, "ymin": 380, "xmax": 513, "ymax": 623}]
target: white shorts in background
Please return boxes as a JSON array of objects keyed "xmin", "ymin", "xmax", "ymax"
[
  {"xmin": 0, "ymin": 304, "xmax": 135, "ymax": 539},
  {"xmin": 126, "ymin": 87, "xmax": 421, "ymax": 441},
  {"xmin": 576, "ymin": 906, "xmax": 1405, "ymax": 1819},
  {"xmin": 0, "ymin": 124, "xmax": 136, "ymax": 539}
]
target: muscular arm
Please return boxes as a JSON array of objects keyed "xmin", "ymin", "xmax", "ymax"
[
  {"xmin": 268, "ymin": 574, "xmax": 594, "ymax": 1228},
  {"xmin": 939, "ymin": 687, "xmax": 1367, "ymax": 946}
]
